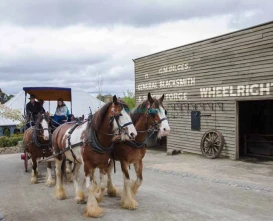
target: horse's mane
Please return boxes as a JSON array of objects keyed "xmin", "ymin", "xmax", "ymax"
[
  {"xmin": 91, "ymin": 101, "xmax": 113, "ymax": 129},
  {"xmin": 91, "ymin": 99, "xmax": 130, "ymax": 129},
  {"xmin": 131, "ymin": 98, "xmax": 161, "ymax": 124}
]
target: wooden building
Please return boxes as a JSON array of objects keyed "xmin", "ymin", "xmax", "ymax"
[{"xmin": 134, "ymin": 21, "xmax": 273, "ymax": 160}]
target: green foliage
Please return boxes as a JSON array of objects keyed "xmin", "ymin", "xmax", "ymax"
[
  {"xmin": 0, "ymin": 134, "xmax": 23, "ymax": 147},
  {"xmin": 0, "ymin": 89, "xmax": 14, "ymax": 104},
  {"xmin": 122, "ymin": 89, "xmax": 135, "ymax": 109},
  {"xmin": 96, "ymin": 94, "xmax": 105, "ymax": 102},
  {"xmin": 3, "ymin": 128, "xmax": 10, "ymax": 137},
  {"xmin": 96, "ymin": 93, "xmax": 112, "ymax": 103}
]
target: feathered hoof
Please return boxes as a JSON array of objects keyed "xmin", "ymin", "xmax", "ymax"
[
  {"xmin": 95, "ymin": 191, "xmax": 104, "ymax": 203},
  {"xmin": 36, "ymin": 171, "xmax": 42, "ymax": 178},
  {"xmin": 84, "ymin": 205, "xmax": 103, "ymax": 218},
  {"xmin": 76, "ymin": 191, "xmax": 86, "ymax": 204},
  {"xmin": 107, "ymin": 187, "xmax": 120, "ymax": 197},
  {"xmin": 30, "ymin": 177, "xmax": 38, "ymax": 184},
  {"xmin": 121, "ymin": 197, "xmax": 138, "ymax": 210},
  {"xmin": 55, "ymin": 187, "xmax": 67, "ymax": 200},
  {"xmin": 45, "ymin": 179, "xmax": 55, "ymax": 187},
  {"xmin": 131, "ymin": 182, "xmax": 139, "ymax": 196}
]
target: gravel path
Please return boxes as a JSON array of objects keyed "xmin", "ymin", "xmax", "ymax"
[{"xmin": 0, "ymin": 151, "xmax": 273, "ymax": 221}]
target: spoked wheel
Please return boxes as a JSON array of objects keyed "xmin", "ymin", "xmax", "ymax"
[{"xmin": 200, "ymin": 130, "xmax": 224, "ymax": 159}]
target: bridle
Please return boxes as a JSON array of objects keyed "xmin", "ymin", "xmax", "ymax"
[
  {"xmin": 35, "ymin": 114, "xmax": 51, "ymax": 135},
  {"xmin": 33, "ymin": 113, "xmax": 52, "ymax": 148},
  {"xmin": 122, "ymin": 103, "xmax": 168, "ymax": 149},
  {"xmin": 84, "ymin": 102, "xmax": 134, "ymax": 153},
  {"xmin": 145, "ymin": 105, "xmax": 167, "ymax": 132},
  {"xmin": 109, "ymin": 103, "xmax": 134, "ymax": 138}
]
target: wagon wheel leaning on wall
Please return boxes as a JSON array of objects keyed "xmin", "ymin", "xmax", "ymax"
[{"xmin": 200, "ymin": 129, "xmax": 224, "ymax": 159}]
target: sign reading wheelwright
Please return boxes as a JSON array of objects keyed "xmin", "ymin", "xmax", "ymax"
[{"xmin": 200, "ymin": 83, "xmax": 273, "ymax": 98}]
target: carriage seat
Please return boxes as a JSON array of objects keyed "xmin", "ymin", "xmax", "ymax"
[{"xmin": 50, "ymin": 114, "xmax": 72, "ymax": 127}]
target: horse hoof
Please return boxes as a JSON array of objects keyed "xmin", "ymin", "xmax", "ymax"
[
  {"xmin": 84, "ymin": 206, "xmax": 103, "ymax": 218},
  {"xmin": 55, "ymin": 187, "xmax": 67, "ymax": 200},
  {"xmin": 107, "ymin": 187, "xmax": 120, "ymax": 197},
  {"xmin": 30, "ymin": 177, "xmax": 38, "ymax": 184},
  {"xmin": 45, "ymin": 180, "xmax": 55, "ymax": 187},
  {"xmin": 76, "ymin": 199, "xmax": 86, "ymax": 204},
  {"xmin": 121, "ymin": 198, "xmax": 139, "ymax": 210},
  {"xmin": 76, "ymin": 191, "xmax": 86, "ymax": 204},
  {"xmin": 131, "ymin": 181, "xmax": 141, "ymax": 196},
  {"xmin": 36, "ymin": 171, "xmax": 42, "ymax": 178}
]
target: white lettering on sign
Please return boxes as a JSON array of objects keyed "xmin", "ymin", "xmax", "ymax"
[
  {"xmin": 200, "ymin": 83, "xmax": 273, "ymax": 98},
  {"xmin": 137, "ymin": 82, "xmax": 158, "ymax": 91},
  {"xmin": 138, "ymin": 93, "xmax": 187, "ymax": 102},
  {"xmin": 159, "ymin": 63, "xmax": 190, "ymax": 74},
  {"xmin": 137, "ymin": 78, "xmax": 195, "ymax": 91},
  {"xmin": 160, "ymin": 78, "xmax": 195, "ymax": 88}
]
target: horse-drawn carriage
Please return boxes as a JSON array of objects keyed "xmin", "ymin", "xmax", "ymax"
[
  {"xmin": 21, "ymin": 87, "xmax": 73, "ymax": 172},
  {"xmin": 20, "ymin": 89, "xmax": 171, "ymax": 218}
]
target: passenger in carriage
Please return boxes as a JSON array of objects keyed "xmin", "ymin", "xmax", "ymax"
[
  {"xmin": 26, "ymin": 94, "xmax": 42, "ymax": 128},
  {"xmin": 53, "ymin": 98, "xmax": 69, "ymax": 124}
]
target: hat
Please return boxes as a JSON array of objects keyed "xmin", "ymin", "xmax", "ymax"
[{"xmin": 29, "ymin": 94, "xmax": 36, "ymax": 99}]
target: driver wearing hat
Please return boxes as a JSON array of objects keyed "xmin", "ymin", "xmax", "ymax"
[{"xmin": 26, "ymin": 94, "xmax": 42, "ymax": 124}]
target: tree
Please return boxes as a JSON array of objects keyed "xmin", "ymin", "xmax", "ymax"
[
  {"xmin": 0, "ymin": 104, "xmax": 25, "ymax": 128},
  {"xmin": 96, "ymin": 94, "xmax": 105, "ymax": 102},
  {"xmin": 122, "ymin": 89, "xmax": 135, "ymax": 110},
  {"xmin": 0, "ymin": 89, "xmax": 14, "ymax": 104}
]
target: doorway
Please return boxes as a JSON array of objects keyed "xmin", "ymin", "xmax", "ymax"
[{"xmin": 239, "ymin": 100, "xmax": 273, "ymax": 158}]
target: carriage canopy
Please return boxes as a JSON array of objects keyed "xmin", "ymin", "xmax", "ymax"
[{"xmin": 23, "ymin": 87, "xmax": 72, "ymax": 101}]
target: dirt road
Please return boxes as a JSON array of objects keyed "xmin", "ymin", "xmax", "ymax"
[{"xmin": 0, "ymin": 150, "xmax": 273, "ymax": 221}]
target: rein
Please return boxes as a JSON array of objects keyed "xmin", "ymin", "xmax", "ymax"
[
  {"xmin": 124, "ymin": 106, "xmax": 167, "ymax": 149},
  {"xmin": 31, "ymin": 115, "xmax": 52, "ymax": 159},
  {"xmin": 85, "ymin": 112, "xmax": 118, "ymax": 153}
]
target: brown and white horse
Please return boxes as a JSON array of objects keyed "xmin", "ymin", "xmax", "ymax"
[
  {"xmin": 23, "ymin": 112, "xmax": 55, "ymax": 186},
  {"xmin": 106, "ymin": 92, "xmax": 170, "ymax": 209},
  {"xmin": 52, "ymin": 95, "xmax": 137, "ymax": 217}
]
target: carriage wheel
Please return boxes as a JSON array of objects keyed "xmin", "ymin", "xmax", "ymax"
[
  {"xmin": 200, "ymin": 130, "xmax": 224, "ymax": 159},
  {"xmin": 24, "ymin": 149, "xmax": 28, "ymax": 172}
]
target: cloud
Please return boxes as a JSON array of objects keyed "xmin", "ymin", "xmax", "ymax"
[
  {"xmin": 0, "ymin": 0, "xmax": 272, "ymax": 97},
  {"xmin": 0, "ymin": 15, "xmax": 235, "ymax": 96},
  {"xmin": 0, "ymin": 0, "xmax": 272, "ymax": 27}
]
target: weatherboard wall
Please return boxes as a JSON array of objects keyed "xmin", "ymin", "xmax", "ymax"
[{"xmin": 134, "ymin": 21, "xmax": 273, "ymax": 160}]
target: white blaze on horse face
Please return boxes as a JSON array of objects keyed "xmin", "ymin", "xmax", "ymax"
[
  {"xmin": 41, "ymin": 118, "xmax": 49, "ymax": 140},
  {"xmin": 157, "ymin": 106, "xmax": 170, "ymax": 138},
  {"xmin": 118, "ymin": 108, "xmax": 137, "ymax": 141}
]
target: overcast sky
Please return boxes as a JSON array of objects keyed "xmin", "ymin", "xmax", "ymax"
[{"xmin": 0, "ymin": 0, "xmax": 272, "ymax": 97}]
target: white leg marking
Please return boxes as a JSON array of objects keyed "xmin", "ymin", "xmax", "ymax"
[
  {"xmin": 121, "ymin": 174, "xmax": 138, "ymax": 209},
  {"xmin": 84, "ymin": 174, "xmax": 103, "ymax": 217},
  {"xmin": 73, "ymin": 163, "xmax": 85, "ymax": 204},
  {"xmin": 54, "ymin": 159, "xmax": 66, "ymax": 200},
  {"xmin": 45, "ymin": 167, "xmax": 55, "ymax": 187}
]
